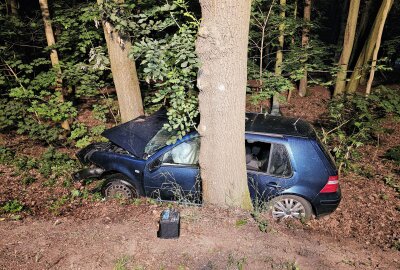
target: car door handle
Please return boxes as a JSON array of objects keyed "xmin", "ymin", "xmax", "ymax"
[{"xmin": 267, "ymin": 182, "xmax": 281, "ymax": 188}]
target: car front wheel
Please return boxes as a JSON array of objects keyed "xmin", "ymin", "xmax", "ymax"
[
  {"xmin": 101, "ymin": 174, "xmax": 138, "ymax": 200},
  {"xmin": 269, "ymin": 195, "xmax": 313, "ymax": 221}
]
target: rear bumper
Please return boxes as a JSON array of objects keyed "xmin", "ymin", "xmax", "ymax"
[{"xmin": 312, "ymin": 187, "xmax": 342, "ymax": 217}]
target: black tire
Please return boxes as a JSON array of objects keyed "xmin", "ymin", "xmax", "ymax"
[
  {"xmin": 268, "ymin": 194, "xmax": 313, "ymax": 221},
  {"xmin": 101, "ymin": 174, "xmax": 138, "ymax": 200}
]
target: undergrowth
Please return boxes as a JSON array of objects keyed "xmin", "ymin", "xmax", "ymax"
[{"xmin": 320, "ymin": 86, "xmax": 400, "ymax": 174}]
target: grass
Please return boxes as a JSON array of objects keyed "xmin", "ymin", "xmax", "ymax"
[
  {"xmin": 227, "ymin": 253, "xmax": 247, "ymax": 270},
  {"xmin": 49, "ymin": 195, "xmax": 69, "ymax": 215},
  {"xmin": 114, "ymin": 255, "xmax": 130, "ymax": 270},
  {"xmin": 235, "ymin": 218, "xmax": 248, "ymax": 227}
]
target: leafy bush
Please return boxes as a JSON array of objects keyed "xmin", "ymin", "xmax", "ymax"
[
  {"xmin": 321, "ymin": 86, "xmax": 400, "ymax": 173},
  {"xmin": 1, "ymin": 200, "xmax": 24, "ymax": 213},
  {"xmin": 0, "ymin": 146, "xmax": 15, "ymax": 165},
  {"xmin": 38, "ymin": 147, "xmax": 78, "ymax": 179},
  {"xmin": 384, "ymin": 146, "xmax": 400, "ymax": 165}
]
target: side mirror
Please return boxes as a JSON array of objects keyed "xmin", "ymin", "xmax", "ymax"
[{"xmin": 148, "ymin": 157, "xmax": 162, "ymax": 172}]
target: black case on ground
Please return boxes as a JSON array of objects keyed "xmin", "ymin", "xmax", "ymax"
[{"xmin": 157, "ymin": 209, "xmax": 180, "ymax": 239}]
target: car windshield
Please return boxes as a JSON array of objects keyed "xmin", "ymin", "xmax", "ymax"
[{"xmin": 144, "ymin": 128, "xmax": 176, "ymax": 158}]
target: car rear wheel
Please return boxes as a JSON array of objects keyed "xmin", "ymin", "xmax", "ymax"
[
  {"xmin": 269, "ymin": 195, "xmax": 312, "ymax": 221},
  {"xmin": 101, "ymin": 174, "xmax": 138, "ymax": 200}
]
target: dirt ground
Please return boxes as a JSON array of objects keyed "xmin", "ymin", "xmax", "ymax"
[
  {"xmin": 0, "ymin": 203, "xmax": 399, "ymax": 270},
  {"xmin": 0, "ymin": 86, "xmax": 399, "ymax": 269}
]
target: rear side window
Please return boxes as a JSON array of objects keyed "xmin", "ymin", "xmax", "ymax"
[{"xmin": 246, "ymin": 140, "xmax": 292, "ymax": 177}]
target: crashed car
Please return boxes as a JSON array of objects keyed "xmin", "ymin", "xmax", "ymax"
[{"xmin": 74, "ymin": 109, "xmax": 341, "ymax": 220}]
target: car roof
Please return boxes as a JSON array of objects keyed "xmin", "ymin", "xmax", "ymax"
[{"xmin": 245, "ymin": 113, "xmax": 316, "ymax": 138}]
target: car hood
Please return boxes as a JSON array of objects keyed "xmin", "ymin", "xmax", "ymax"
[{"xmin": 101, "ymin": 107, "xmax": 168, "ymax": 158}]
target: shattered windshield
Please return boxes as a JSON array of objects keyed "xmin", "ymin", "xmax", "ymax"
[{"xmin": 144, "ymin": 128, "xmax": 176, "ymax": 158}]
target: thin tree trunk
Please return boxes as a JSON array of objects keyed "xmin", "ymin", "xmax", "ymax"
[
  {"xmin": 298, "ymin": 0, "xmax": 311, "ymax": 97},
  {"xmin": 288, "ymin": 0, "xmax": 298, "ymax": 102},
  {"xmin": 39, "ymin": 0, "xmax": 70, "ymax": 130},
  {"xmin": 347, "ymin": 0, "xmax": 393, "ymax": 93},
  {"xmin": 333, "ymin": 0, "xmax": 360, "ymax": 96},
  {"xmin": 97, "ymin": 0, "xmax": 144, "ymax": 123},
  {"xmin": 195, "ymin": 0, "xmax": 252, "ymax": 209},
  {"xmin": 271, "ymin": 0, "xmax": 286, "ymax": 115},
  {"xmin": 365, "ymin": 0, "xmax": 392, "ymax": 96},
  {"xmin": 349, "ymin": 0, "xmax": 375, "ymax": 68},
  {"xmin": 9, "ymin": 0, "xmax": 18, "ymax": 15}
]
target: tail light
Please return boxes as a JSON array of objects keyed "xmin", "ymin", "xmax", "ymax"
[{"xmin": 320, "ymin": 175, "xmax": 339, "ymax": 193}]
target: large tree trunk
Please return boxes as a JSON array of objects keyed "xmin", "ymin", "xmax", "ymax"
[
  {"xmin": 195, "ymin": 0, "xmax": 252, "ymax": 209},
  {"xmin": 97, "ymin": 0, "xmax": 144, "ymax": 123},
  {"xmin": 298, "ymin": 0, "xmax": 311, "ymax": 97},
  {"xmin": 39, "ymin": 0, "xmax": 70, "ymax": 130},
  {"xmin": 346, "ymin": 0, "xmax": 393, "ymax": 93},
  {"xmin": 271, "ymin": 0, "xmax": 286, "ymax": 115},
  {"xmin": 365, "ymin": 0, "xmax": 393, "ymax": 96},
  {"xmin": 333, "ymin": 0, "xmax": 360, "ymax": 96}
]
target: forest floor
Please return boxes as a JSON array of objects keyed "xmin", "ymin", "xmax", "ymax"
[{"xmin": 0, "ymin": 86, "xmax": 399, "ymax": 269}]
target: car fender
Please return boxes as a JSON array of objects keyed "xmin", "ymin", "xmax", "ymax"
[{"xmin": 89, "ymin": 151, "xmax": 146, "ymax": 195}]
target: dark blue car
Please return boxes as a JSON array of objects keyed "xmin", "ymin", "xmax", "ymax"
[{"xmin": 73, "ymin": 110, "xmax": 341, "ymax": 220}]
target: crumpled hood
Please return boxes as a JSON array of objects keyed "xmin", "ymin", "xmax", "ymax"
[{"xmin": 101, "ymin": 107, "xmax": 168, "ymax": 158}]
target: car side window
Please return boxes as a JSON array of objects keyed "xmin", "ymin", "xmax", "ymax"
[
  {"xmin": 246, "ymin": 140, "xmax": 292, "ymax": 177},
  {"xmin": 162, "ymin": 137, "xmax": 200, "ymax": 165},
  {"xmin": 246, "ymin": 140, "xmax": 271, "ymax": 172},
  {"xmin": 268, "ymin": 144, "xmax": 292, "ymax": 177}
]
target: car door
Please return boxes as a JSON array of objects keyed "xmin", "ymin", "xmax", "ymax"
[
  {"xmin": 143, "ymin": 136, "xmax": 200, "ymax": 202},
  {"xmin": 257, "ymin": 143, "xmax": 295, "ymax": 199},
  {"xmin": 245, "ymin": 137, "xmax": 295, "ymax": 201}
]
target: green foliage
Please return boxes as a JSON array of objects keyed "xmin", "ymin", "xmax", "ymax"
[
  {"xmin": 38, "ymin": 147, "xmax": 78, "ymax": 179},
  {"xmin": 235, "ymin": 219, "xmax": 248, "ymax": 227},
  {"xmin": 130, "ymin": 0, "xmax": 200, "ymax": 142},
  {"xmin": 1, "ymin": 200, "xmax": 24, "ymax": 214},
  {"xmin": 49, "ymin": 195, "xmax": 69, "ymax": 215},
  {"xmin": 384, "ymin": 146, "xmax": 400, "ymax": 165},
  {"xmin": 248, "ymin": 69, "xmax": 293, "ymax": 108},
  {"xmin": 0, "ymin": 146, "xmax": 15, "ymax": 165},
  {"xmin": 321, "ymin": 86, "xmax": 400, "ymax": 173}
]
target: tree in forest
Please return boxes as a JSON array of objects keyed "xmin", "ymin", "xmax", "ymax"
[
  {"xmin": 97, "ymin": 0, "xmax": 144, "ymax": 123},
  {"xmin": 39, "ymin": 0, "xmax": 70, "ymax": 130},
  {"xmin": 271, "ymin": 0, "xmax": 286, "ymax": 115},
  {"xmin": 333, "ymin": 0, "xmax": 360, "ymax": 96},
  {"xmin": 298, "ymin": 0, "xmax": 311, "ymax": 97},
  {"xmin": 365, "ymin": 0, "xmax": 393, "ymax": 96},
  {"xmin": 195, "ymin": 0, "xmax": 252, "ymax": 209},
  {"xmin": 347, "ymin": 0, "xmax": 394, "ymax": 94},
  {"xmin": 6, "ymin": 0, "xmax": 18, "ymax": 15}
]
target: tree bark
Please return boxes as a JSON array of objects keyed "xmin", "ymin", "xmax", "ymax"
[
  {"xmin": 365, "ymin": 0, "xmax": 392, "ymax": 96},
  {"xmin": 9, "ymin": 0, "xmax": 18, "ymax": 15},
  {"xmin": 39, "ymin": 0, "xmax": 70, "ymax": 130},
  {"xmin": 298, "ymin": 0, "xmax": 311, "ymax": 97},
  {"xmin": 346, "ymin": 0, "xmax": 393, "ymax": 93},
  {"xmin": 97, "ymin": 0, "xmax": 144, "ymax": 123},
  {"xmin": 195, "ymin": 0, "xmax": 252, "ymax": 209},
  {"xmin": 349, "ymin": 0, "xmax": 376, "ymax": 68},
  {"xmin": 271, "ymin": 0, "xmax": 286, "ymax": 115},
  {"xmin": 333, "ymin": 0, "xmax": 360, "ymax": 96}
]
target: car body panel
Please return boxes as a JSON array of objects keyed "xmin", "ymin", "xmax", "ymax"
[{"xmin": 75, "ymin": 112, "xmax": 341, "ymax": 218}]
